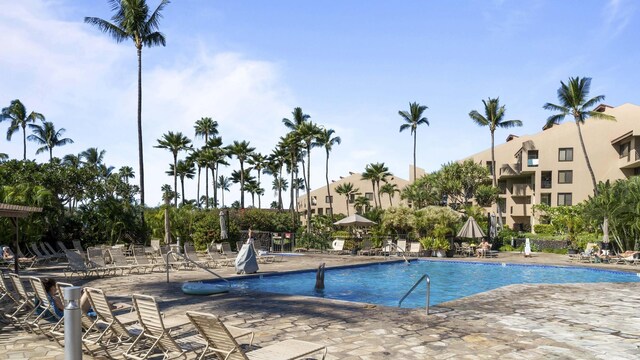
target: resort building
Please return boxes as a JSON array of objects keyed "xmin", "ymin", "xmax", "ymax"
[
  {"xmin": 463, "ymin": 103, "xmax": 640, "ymax": 230},
  {"xmin": 297, "ymin": 167, "xmax": 418, "ymax": 221}
]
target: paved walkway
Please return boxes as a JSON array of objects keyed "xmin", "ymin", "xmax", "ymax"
[{"xmin": 1, "ymin": 252, "xmax": 639, "ymax": 359}]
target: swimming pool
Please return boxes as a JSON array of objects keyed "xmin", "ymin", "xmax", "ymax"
[{"xmin": 216, "ymin": 260, "xmax": 640, "ymax": 308}]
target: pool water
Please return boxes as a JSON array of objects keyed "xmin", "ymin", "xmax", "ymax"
[{"xmin": 217, "ymin": 260, "xmax": 640, "ymax": 308}]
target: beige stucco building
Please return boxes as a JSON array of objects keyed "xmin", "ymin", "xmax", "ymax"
[
  {"xmin": 297, "ymin": 167, "xmax": 417, "ymax": 219},
  {"xmin": 464, "ymin": 103, "xmax": 640, "ymax": 231}
]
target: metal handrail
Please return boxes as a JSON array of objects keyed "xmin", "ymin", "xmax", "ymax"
[
  {"xmin": 165, "ymin": 249, "xmax": 229, "ymax": 284},
  {"xmin": 384, "ymin": 242, "xmax": 409, "ymax": 263},
  {"xmin": 398, "ymin": 274, "xmax": 430, "ymax": 315}
]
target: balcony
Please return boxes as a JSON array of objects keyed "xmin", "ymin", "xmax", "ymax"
[
  {"xmin": 500, "ymin": 163, "xmax": 522, "ymax": 177},
  {"xmin": 511, "ymin": 184, "xmax": 531, "ymax": 197},
  {"xmin": 619, "ymin": 149, "xmax": 640, "ymax": 169},
  {"xmin": 510, "ymin": 204, "xmax": 532, "ymax": 217}
]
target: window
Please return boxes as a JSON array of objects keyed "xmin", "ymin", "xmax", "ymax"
[
  {"xmin": 326, "ymin": 208, "xmax": 332, "ymax": 215},
  {"xmin": 558, "ymin": 148, "xmax": 573, "ymax": 161},
  {"xmin": 634, "ymin": 167, "xmax": 640, "ymax": 176},
  {"xmin": 486, "ymin": 161, "xmax": 494, "ymax": 175},
  {"xmin": 619, "ymin": 142, "xmax": 630, "ymax": 159},
  {"xmin": 325, "ymin": 195, "xmax": 333, "ymax": 204},
  {"xmin": 365, "ymin": 192, "xmax": 374, "ymax": 200},
  {"xmin": 311, "ymin": 196, "xmax": 317, "ymax": 206},
  {"xmin": 317, "ymin": 208, "xmax": 323, "ymax": 216},
  {"xmin": 540, "ymin": 193, "xmax": 551, "ymax": 206},
  {"xmin": 527, "ymin": 150, "xmax": 539, "ymax": 167},
  {"xmin": 558, "ymin": 170, "xmax": 573, "ymax": 184},
  {"xmin": 558, "ymin": 193, "xmax": 572, "ymax": 206},
  {"xmin": 349, "ymin": 194, "xmax": 356, "ymax": 203},
  {"xmin": 541, "ymin": 171, "xmax": 552, "ymax": 189}
]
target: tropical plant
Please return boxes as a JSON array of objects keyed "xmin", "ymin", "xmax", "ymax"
[
  {"xmin": 166, "ymin": 159, "xmax": 195, "ymax": 205},
  {"xmin": 334, "ymin": 182, "xmax": 359, "ymax": 216},
  {"xmin": 155, "ymin": 131, "xmax": 192, "ymax": 207},
  {"xmin": 543, "ymin": 77, "xmax": 615, "ymax": 195},
  {"xmin": 398, "ymin": 102, "xmax": 429, "ymax": 182},
  {"xmin": 85, "ymin": 0, "xmax": 171, "ymax": 206},
  {"xmin": 353, "ymin": 196, "xmax": 371, "ymax": 214},
  {"xmin": 2, "ymin": 99, "xmax": 45, "ymax": 160},
  {"xmin": 362, "ymin": 162, "xmax": 391, "ymax": 208},
  {"xmin": 297, "ymin": 121, "xmax": 322, "ymax": 232},
  {"xmin": 226, "ymin": 140, "xmax": 255, "ymax": 208},
  {"xmin": 469, "ymin": 97, "xmax": 522, "ymax": 226},
  {"xmin": 217, "ymin": 175, "xmax": 231, "ymax": 208},
  {"xmin": 314, "ymin": 128, "xmax": 341, "ymax": 219},
  {"xmin": 194, "ymin": 117, "xmax": 218, "ymax": 206},
  {"xmin": 247, "ymin": 152, "xmax": 267, "ymax": 208},
  {"xmin": 379, "ymin": 183, "xmax": 399, "ymax": 207},
  {"xmin": 27, "ymin": 121, "xmax": 74, "ymax": 161}
]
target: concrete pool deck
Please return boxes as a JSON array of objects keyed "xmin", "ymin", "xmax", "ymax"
[{"xmin": 1, "ymin": 252, "xmax": 639, "ymax": 359}]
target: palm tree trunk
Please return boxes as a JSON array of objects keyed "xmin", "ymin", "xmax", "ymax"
[
  {"xmin": 376, "ymin": 181, "xmax": 382, "ymax": 209},
  {"xmin": 173, "ymin": 154, "xmax": 178, "ymax": 207},
  {"xmin": 180, "ymin": 177, "xmax": 185, "ymax": 205},
  {"xmin": 240, "ymin": 162, "xmax": 245, "ymax": 208},
  {"xmin": 491, "ymin": 131, "xmax": 503, "ymax": 229},
  {"xmin": 389, "ymin": 194, "xmax": 393, "ymax": 207},
  {"xmin": 576, "ymin": 120, "xmax": 598, "ymax": 196},
  {"xmin": 325, "ymin": 150, "xmax": 334, "ymax": 220},
  {"xmin": 306, "ymin": 146, "xmax": 312, "ymax": 233},
  {"xmin": 257, "ymin": 172, "xmax": 262, "ymax": 209},
  {"xmin": 278, "ymin": 166, "xmax": 283, "ymax": 209},
  {"xmin": 137, "ymin": 47, "xmax": 145, "ymax": 207},
  {"xmin": 49, "ymin": 148, "xmax": 53, "ymax": 162},
  {"xmin": 22, "ymin": 125, "xmax": 27, "ymax": 160},
  {"xmin": 196, "ymin": 166, "xmax": 201, "ymax": 207},
  {"xmin": 371, "ymin": 181, "xmax": 377, "ymax": 208},
  {"xmin": 213, "ymin": 163, "xmax": 219, "ymax": 208},
  {"xmin": 221, "ymin": 187, "xmax": 225, "ymax": 207},
  {"xmin": 205, "ymin": 164, "xmax": 210, "ymax": 209},
  {"xmin": 413, "ymin": 131, "xmax": 417, "ymax": 182},
  {"xmin": 345, "ymin": 197, "xmax": 350, "ymax": 216}
]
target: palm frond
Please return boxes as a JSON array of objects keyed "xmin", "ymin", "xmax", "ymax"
[
  {"xmin": 469, "ymin": 110, "xmax": 489, "ymax": 126},
  {"xmin": 84, "ymin": 17, "xmax": 129, "ymax": 42},
  {"xmin": 545, "ymin": 114, "xmax": 565, "ymax": 128},
  {"xmin": 497, "ymin": 119, "xmax": 523, "ymax": 129},
  {"xmin": 542, "ymin": 102, "xmax": 568, "ymax": 113}
]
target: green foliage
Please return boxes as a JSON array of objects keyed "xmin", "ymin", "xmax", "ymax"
[
  {"xmin": 332, "ymin": 230, "xmax": 351, "ymax": 239},
  {"xmin": 533, "ymin": 203, "xmax": 585, "ymax": 248},
  {"xmin": 381, "ymin": 206, "xmax": 416, "ymax": 235},
  {"xmin": 533, "ymin": 224, "xmax": 555, "ymax": 235},
  {"xmin": 432, "ymin": 237, "xmax": 450, "ymax": 250},
  {"xmin": 475, "ymin": 185, "xmax": 499, "ymax": 207},
  {"xmin": 419, "ymin": 237, "xmax": 434, "ymax": 250},
  {"xmin": 499, "ymin": 244, "xmax": 515, "ymax": 251},
  {"xmin": 542, "ymin": 248, "xmax": 568, "ymax": 254},
  {"xmin": 415, "ymin": 206, "xmax": 461, "ymax": 238}
]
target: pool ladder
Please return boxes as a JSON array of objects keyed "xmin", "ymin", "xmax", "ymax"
[{"xmin": 398, "ymin": 273, "xmax": 430, "ymax": 315}]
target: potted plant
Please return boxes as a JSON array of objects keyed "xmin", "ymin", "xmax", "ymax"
[
  {"xmin": 433, "ymin": 237, "xmax": 450, "ymax": 258},
  {"xmin": 419, "ymin": 237, "xmax": 433, "ymax": 257}
]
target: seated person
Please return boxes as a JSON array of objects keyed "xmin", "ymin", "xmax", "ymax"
[
  {"xmin": 2, "ymin": 246, "xmax": 35, "ymax": 262},
  {"xmin": 38, "ymin": 278, "xmax": 96, "ymax": 321},
  {"xmin": 476, "ymin": 239, "xmax": 491, "ymax": 258},
  {"xmin": 618, "ymin": 250, "xmax": 639, "ymax": 259}
]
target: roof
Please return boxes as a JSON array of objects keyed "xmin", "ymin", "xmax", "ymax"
[{"xmin": 0, "ymin": 203, "xmax": 43, "ymax": 218}]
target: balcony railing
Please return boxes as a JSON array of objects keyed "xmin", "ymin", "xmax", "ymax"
[
  {"xmin": 619, "ymin": 149, "xmax": 640, "ymax": 169},
  {"xmin": 512, "ymin": 184, "xmax": 531, "ymax": 197},
  {"xmin": 527, "ymin": 158, "xmax": 539, "ymax": 167},
  {"xmin": 500, "ymin": 163, "xmax": 522, "ymax": 176}
]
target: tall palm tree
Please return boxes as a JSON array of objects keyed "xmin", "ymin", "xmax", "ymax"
[
  {"xmin": 335, "ymin": 182, "xmax": 359, "ymax": 216},
  {"xmin": 187, "ymin": 148, "xmax": 204, "ymax": 207},
  {"xmin": 297, "ymin": 122, "xmax": 322, "ymax": 232},
  {"xmin": 283, "ymin": 107, "xmax": 309, "ymax": 212},
  {"xmin": 379, "ymin": 182, "xmax": 399, "ymax": 207},
  {"xmin": 217, "ymin": 175, "xmax": 231, "ymax": 208},
  {"xmin": 315, "ymin": 128, "xmax": 341, "ymax": 220},
  {"xmin": 63, "ymin": 153, "xmax": 82, "ymax": 168},
  {"xmin": 244, "ymin": 180, "xmax": 261, "ymax": 207},
  {"xmin": 469, "ymin": 97, "xmax": 522, "ymax": 226},
  {"xmin": 119, "ymin": 166, "xmax": 135, "ymax": 184},
  {"xmin": 543, "ymin": 77, "xmax": 615, "ymax": 195},
  {"xmin": 2, "ymin": 99, "xmax": 45, "ymax": 160},
  {"xmin": 354, "ymin": 196, "xmax": 371, "ymax": 215},
  {"xmin": 271, "ymin": 176, "xmax": 288, "ymax": 209},
  {"xmin": 154, "ymin": 131, "xmax": 192, "ymax": 207},
  {"xmin": 398, "ymin": 102, "xmax": 429, "ymax": 182},
  {"xmin": 27, "ymin": 121, "xmax": 73, "ymax": 161},
  {"xmin": 80, "ymin": 147, "xmax": 106, "ymax": 166},
  {"xmin": 205, "ymin": 136, "xmax": 226, "ymax": 208},
  {"xmin": 166, "ymin": 159, "xmax": 195, "ymax": 205},
  {"xmin": 226, "ymin": 140, "xmax": 255, "ymax": 208},
  {"xmin": 85, "ymin": 0, "xmax": 170, "ymax": 207},
  {"xmin": 265, "ymin": 149, "xmax": 286, "ymax": 209},
  {"xmin": 195, "ymin": 117, "xmax": 218, "ymax": 204},
  {"xmin": 248, "ymin": 152, "xmax": 267, "ymax": 209}
]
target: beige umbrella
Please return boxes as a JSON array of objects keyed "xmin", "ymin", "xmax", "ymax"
[
  {"xmin": 333, "ymin": 214, "xmax": 376, "ymax": 227},
  {"xmin": 457, "ymin": 217, "xmax": 485, "ymax": 239},
  {"xmin": 602, "ymin": 217, "xmax": 609, "ymax": 243}
]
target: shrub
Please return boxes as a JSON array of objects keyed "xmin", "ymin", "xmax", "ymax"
[
  {"xmin": 499, "ymin": 244, "xmax": 515, "ymax": 251},
  {"xmin": 533, "ymin": 224, "xmax": 554, "ymax": 235}
]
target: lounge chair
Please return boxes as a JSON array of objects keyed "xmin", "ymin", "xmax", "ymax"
[
  {"xmin": 184, "ymin": 242, "xmax": 215, "ymax": 268},
  {"xmin": 43, "ymin": 242, "xmax": 65, "ymax": 260},
  {"xmin": 328, "ymin": 239, "xmax": 346, "ymax": 255},
  {"xmin": 64, "ymin": 250, "xmax": 103, "ymax": 278},
  {"xmin": 30, "ymin": 243, "xmax": 56, "ymax": 263},
  {"xmin": 108, "ymin": 248, "xmax": 145, "ymax": 275},
  {"xmin": 220, "ymin": 242, "xmax": 237, "ymax": 257},
  {"xmin": 357, "ymin": 239, "xmax": 374, "ymax": 256},
  {"xmin": 408, "ymin": 242, "xmax": 423, "ymax": 257},
  {"xmin": 158, "ymin": 245, "xmax": 191, "ymax": 271},
  {"xmin": 27, "ymin": 276, "xmax": 62, "ymax": 334},
  {"xmin": 123, "ymin": 294, "xmax": 202, "ymax": 359},
  {"xmin": 7, "ymin": 274, "xmax": 37, "ymax": 330},
  {"xmin": 72, "ymin": 239, "xmax": 84, "ymax": 253},
  {"xmin": 376, "ymin": 239, "xmax": 394, "ymax": 256},
  {"xmin": 187, "ymin": 311, "xmax": 326, "ymax": 360},
  {"xmin": 396, "ymin": 239, "xmax": 407, "ymax": 255},
  {"xmin": 207, "ymin": 244, "xmax": 233, "ymax": 267}
]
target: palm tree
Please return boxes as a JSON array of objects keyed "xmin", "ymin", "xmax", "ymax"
[
  {"xmin": 244, "ymin": 180, "xmax": 261, "ymax": 207},
  {"xmin": 271, "ymin": 176, "xmax": 288, "ymax": 209},
  {"xmin": 2, "ymin": 99, "xmax": 45, "ymax": 160},
  {"xmin": 335, "ymin": 182, "xmax": 359, "ymax": 216},
  {"xmin": 398, "ymin": 102, "xmax": 429, "ymax": 182},
  {"xmin": 282, "ymin": 107, "xmax": 309, "ymax": 212},
  {"xmin": 166, "ymin": 159, "xmax": 195, "ymax": 205},
  {"xmin": 80, "ymin": 147, "xmax": 106, "ymax": 166},
  {"xmin": 363, "ymin": 162, "xmax": 391, "ymax": 208},
  {"xmin": 315, "ymin": 128, "xmax": 341, "ymax": 220},
  {"xmin": 27, "ymin": 121, "xmax": 73, "ymax": 161},
  {"xmin": 469, "ymin": 97, "xmax": 522, "ymax": 226},
  {"xmin": 379, "ymin": 183, "xmax": 399, "ymax": 207},
  {"xmin": 247, "ymin": 152, "xmax": 267, "ymax": 208},
  {"xmin": 354, "ymin": 196, "xmax": 371, "ymax": 215},
  {"xmin": 543, "ymin": 77, "xmax": 615, "ymax": 195},
  {"xmin": 265, "ymin": 149, "xmax": 286, "ymax": 209},
  {"xmin": 297, "ymin": 121, "xmax": 322, "ymax": 232},
  {"xmin": 154, "ymin": 131, "xmax": 192, "ymax": 207},
  {"xmin": 217, "ymin": 175, "xmax": 231, "ymax": 207},
  {"xmin": 205, "ymin": 137, "xmax": 226, "ymax": 208},
  {"xmin": 226, "ymin": 140, "xmax": 255, "ymax": 208},
  {"xmin": 119, "ymin": 166, "xmax": 135, "ymax": 184},
  {"xmin": 85, "ymin": 0, "xmax": 170, "ymax": 207},
  {"xmin": 187, "ymin": 148, "xmax": 204, "ymax": 207},
  {"xmin": 195, "ymin": 117, "xmax": 218, "ymax": 205}
]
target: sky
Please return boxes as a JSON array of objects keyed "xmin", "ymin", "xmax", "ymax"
[{"xmin": 1, "ymin": 0, "xmax": 639, "ymax": 208}]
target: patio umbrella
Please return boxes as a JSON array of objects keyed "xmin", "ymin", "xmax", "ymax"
[
  {"xmin": 457, "ymin": 216, "xmax": 485, "ymax": 239},
  {"xmin": 333, "ymin": 214, "xmax": 376, "ymax": 227},
  {"xmin": 602, "ymin": 217, "xmax": 609, "ymax": 243}
]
